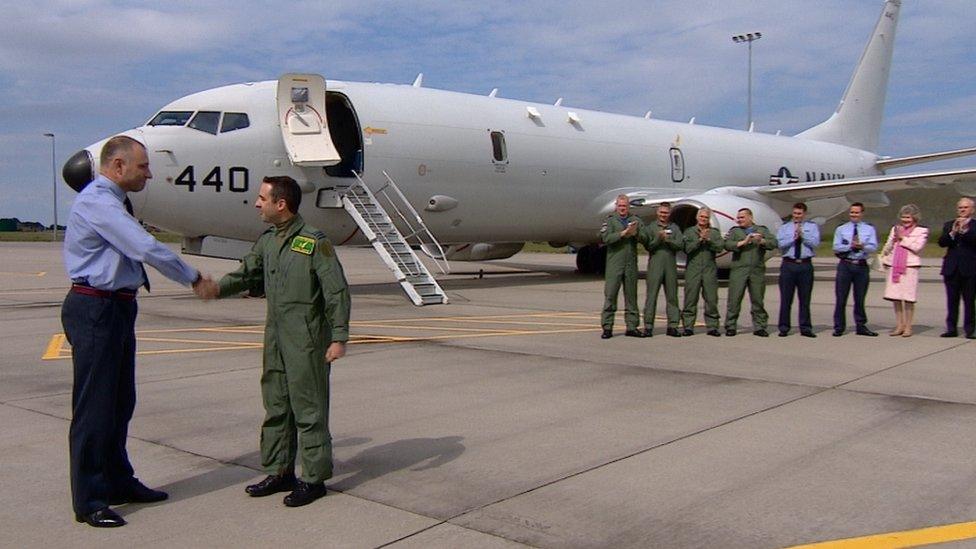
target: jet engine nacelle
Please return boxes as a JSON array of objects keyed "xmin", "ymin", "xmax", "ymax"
[
  {"xmin": 441, "ymin": 242, "xmax": 525, "ymax": 261},
  {"xmin": 670, "ymin": 194, "xmax": 783, "ymax": 269}
]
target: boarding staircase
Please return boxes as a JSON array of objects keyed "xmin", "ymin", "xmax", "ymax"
[{"xmin": 341, "ymin": 171, "xmax": 449, "ymax": 306}]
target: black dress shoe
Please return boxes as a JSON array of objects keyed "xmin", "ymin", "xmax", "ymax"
[
  {"xmin": 641, "ymin": 328, "xmax": 653, "ymax": 337},
  {"xmin": 941, "ymin": 331, "xmax": 958, "ymax": 338},
  {"xmin": 682, "ymin": 328, "xmax": 694, "ymax": 336},
  {"xmin": 832, "ymin": 329, "xmax": 843, "ymax": 337},
  {"xmin": 725, "ymin": 329, "xmax": 736, "ymax": 337},
  {"xmin": 778, "ymin": 331, "xmax": 788, "ymax": 337},
  {"xmin": 246, "ymin": 473, "xmax": 296, "ymax": 497},
  {"xmin": 601, "ymin": 330, "xmax": 612, "ymax": 339},
  {"xmin": 666, "ymin": 328, "xmax": 681, "ymax": 337},
  {"xmin": 76, "ymin": 507, "xmax": 125, "ymax": 528},
  {"xmin": 625, "ymin": 329, "xmax": 644, "ymax": 338},
  {"xmin": 707, "ymin": 329, "xmax": 721, "ymax": 337},
  {"xmin": 283, "ymin": 481, "xmax": 327, "ymax": 507},
  {"xmin": 967, "ymin": 333, "xmax": 975, "ymax": 340},
  {"xmin": 753, "ymin": 329, "xmax": 769, "ymax": 337},
  {"xmin": 800, "ymin": 331, "xmax": 817, "ymax": 338},
  {"xmin": 110, "ymin": 481, "xmax": 168, "ymax": 504},
  {"xmin": 856, "ymin": 328, "xmax": 878, "ymax": 337}
]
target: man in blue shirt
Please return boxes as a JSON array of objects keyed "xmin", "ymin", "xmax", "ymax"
[
  {"xmin": 61, "ymin": 135, "xmax": 214, "ymax": 528},
  {"xmin": 776, "ymin": 202, "xmax": 819, "ymax": 337},
  {"xmin": 832, "ymin": 202, "xmax": 879, "ymax": 336}
]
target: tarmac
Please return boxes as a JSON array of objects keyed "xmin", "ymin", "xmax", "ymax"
[{"xmin": 2, "ymin": 241, "xmax": 975, "ymax": 548}]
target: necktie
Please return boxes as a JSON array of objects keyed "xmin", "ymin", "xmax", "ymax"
[
  {"xmin": 852, "ymin": 223, "xmax": 859, "ymax": 240},
  {"xmin": 794, "ymin": 223, "xmax": 802, "ymax": 258},
  {"xmin": 124, "ymin": 197, "xmax": 151, "ymax": 292}
]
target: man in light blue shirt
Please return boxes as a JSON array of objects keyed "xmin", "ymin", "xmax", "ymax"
[
  {"xmin": 61, "ymin": 135, "xmax": 214, "ymax": 528},
  {"xmin": 776, "ymin": 202, "xmax": 820, "ymax": 337},
  {"xmin": 832, "ymin": 202, "xmax": 879, "ymax": 336}
]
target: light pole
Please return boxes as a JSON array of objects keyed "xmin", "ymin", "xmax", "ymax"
[
  {"xmin": 43, "ymin": 133, "xmax": 57, "ymax": 241},
  {"xmin": 732, "ymin": 32, "xmax": 762, "ymax": 130}
]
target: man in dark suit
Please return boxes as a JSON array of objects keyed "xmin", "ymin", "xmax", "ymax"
[{"xmin": 938, "ymin": 197, "xmax": 976, "ymax": 339}]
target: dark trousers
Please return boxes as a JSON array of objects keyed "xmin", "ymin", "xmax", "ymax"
[
  {"xmin": 944, "ymin": 273, "xmax": 976, "ymax": 336},
  {"xmin": 61, "ymin": 291, "xmax": 138, "ymax": 515},
  {"xmin": 834, "ymin": 261, "xmax": 870, "ymax": 331},
  {"xmin": 778, "ymin": 261, "xmax": 813, "ymax": 332}
]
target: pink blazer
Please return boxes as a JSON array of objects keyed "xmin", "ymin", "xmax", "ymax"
[{"xmin": 881, "ymin": 225, "xmax": 929, "ymax": 267}]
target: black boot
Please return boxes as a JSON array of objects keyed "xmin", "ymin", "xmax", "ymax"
[
  {"xmin": 283, "ymin": 480, "xmax": 327, "ymax": 507},
  {"xmin": 245, "ymin": 473, "xmax": 296, "ymax": 497}
]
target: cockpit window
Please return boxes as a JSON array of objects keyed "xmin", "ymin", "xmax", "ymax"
[
  {"xmin": 221, "ymin": 112, "xmax": 250, "ymax": 133},
  {"xmin": 188, "ymin": 111, "xmax": 221, "ymax": 135},
  {"xmin": 148, "ymin": 111, "xmax": 193, "ymax": 126}
]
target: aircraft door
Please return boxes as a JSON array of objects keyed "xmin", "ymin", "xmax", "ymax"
[{"xmin": 276, "ymin": 73, "xmax": 342, "ymax": 167}]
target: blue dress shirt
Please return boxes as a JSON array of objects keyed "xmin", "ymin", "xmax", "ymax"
[
  {"xmin": 832, "ymin": 221, "xmax": 878, "ymax": 261},
  {"xmin": 777, "ymin": 221, "xmax": 820, "ymax": 259},
  {"xmin": 63, "ymin": 175, "xmax": 199, "ymax": 291}
]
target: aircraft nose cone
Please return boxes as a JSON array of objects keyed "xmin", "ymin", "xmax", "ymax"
[{"xmin": 63, "ymin": 149, "xmax": 94, "ymax": 192}]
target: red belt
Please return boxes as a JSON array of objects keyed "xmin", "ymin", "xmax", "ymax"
[{"xmin": 71, "ymin": 284, "xmax": 137, "ymax": 301}]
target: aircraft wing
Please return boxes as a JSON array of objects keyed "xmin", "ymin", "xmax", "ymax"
[{"xmin": 752, "ymin": 167, "xmax": 976, "ymax": 203}]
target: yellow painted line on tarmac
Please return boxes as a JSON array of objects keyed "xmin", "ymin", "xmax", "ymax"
[
  {"xmin": 42, "ymin": 312, "xmax": 604, "ymax": 361},
  {"xmin": 788, "ymin": 520, "xmax": 976, "ymax": 548},
  {"xmin": 0, "ymin": 271, "xmax": 46, "ymax": 277},
  {"xmin": 42, "ymin": 334, "xmax": 66, "ymax": 360}
]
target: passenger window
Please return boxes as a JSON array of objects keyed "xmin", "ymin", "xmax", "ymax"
[
  {"xmin": 490, "ymin": 131, "xmax": 507, "ymax": 163},
  {"xmin": 221, "ymin": 112, "xmax": 250, "ymax": 133},
  {"xmin": 147, "ymin": 111, "xmax": 193, "ymax": 126},
  {"xmin": 188, "ymin": 111, "xmax": 220, "ymax": 135}
]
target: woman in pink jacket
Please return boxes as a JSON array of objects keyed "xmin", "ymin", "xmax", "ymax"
[{"xmin": 881, "ymin": 204, "xmax": 929, "ymax": 337}]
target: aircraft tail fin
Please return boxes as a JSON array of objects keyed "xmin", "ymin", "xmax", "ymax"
[{"xmin": 796, "ymin": 0, "xmax": 901, "ymax": 153}]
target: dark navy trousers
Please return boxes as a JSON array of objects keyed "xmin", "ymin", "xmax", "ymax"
[
  {"xmin": 834, "ymin": 261, "xmax": 870, "ymax": 331},
  {"xmin": 944, "ymin": 272, "xmax": 976, "ymax": 336},
  {"xmin": 778, "ymin": 261, "xmax": 814, "ymax": 333},
  {"xmin": 61, "ymin": 291, "xmax": 138, "ymax": 516}
]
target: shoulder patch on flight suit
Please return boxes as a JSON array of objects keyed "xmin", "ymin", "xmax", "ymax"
[{"xmin": 291, "ymin": 235, "xmax": 316, "ymax": 255}]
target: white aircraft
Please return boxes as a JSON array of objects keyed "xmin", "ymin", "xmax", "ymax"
[{"xmin": 63, "ymin": 0, "xmax": 976, "ymax": 303}]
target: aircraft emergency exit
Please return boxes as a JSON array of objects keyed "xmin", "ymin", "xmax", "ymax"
[{"xmin": 62, "ymin": 0, "xmax": 976, "ymax": 304}]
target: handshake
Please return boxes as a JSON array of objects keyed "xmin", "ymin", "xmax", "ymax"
[{"xmin": 191, "ymin": 274, "xmax": 220, "ymax": 300}]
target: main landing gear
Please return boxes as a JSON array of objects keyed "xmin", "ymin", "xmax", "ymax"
[{"xmin": 575, "ymin": 244, "xmax": 607, "ymax": 275}]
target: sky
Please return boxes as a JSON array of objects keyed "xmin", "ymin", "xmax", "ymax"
[{"xmin": 1, "ymin": 0, "xmax": 974, "ymax": 225}]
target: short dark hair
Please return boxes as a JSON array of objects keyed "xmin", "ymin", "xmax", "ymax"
[
  {"xmin": 658, "ymin": 201, "xmax": 672, "ymax": 209},
  {"xmin": 850, "ymin": 202, "xmax": 864, "ymax": 211},
  {"xmin": 792, "ymin": 202, "xmax": 807, "ymax": 212},
  {"xmin": 738, "ymin": 208, "xmax": 753, "ymax": 216},
  {"xmin": 100, "ymin": 135, "xmax": 144, "ymax": 166},
  {"xmin": 263, "ymin": 176, "xmax": 301, "ymax": 214}
]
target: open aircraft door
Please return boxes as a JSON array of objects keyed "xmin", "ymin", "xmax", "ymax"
[{"xmin": 276, "ymin": 73, "xmax": 342, "ymax": 167}]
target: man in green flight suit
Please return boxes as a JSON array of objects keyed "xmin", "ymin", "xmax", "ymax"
[
  {"xmin": 723, "ymin": 207, "xmax": 776, "ymax": 337},
  {"xmin": 641, "ymin": 202, "xmax": 683, "ymax": 337},
  {"xmin": 681, "ymin": 207, "xmax": 724, "ymax": 337},
  {"xmin": 600, "ymin": 194, "xmax": 645, "ymax": 339},
  {"xmin": 206, "ymin": 175, "xmax": 351, "ymax": 507}
]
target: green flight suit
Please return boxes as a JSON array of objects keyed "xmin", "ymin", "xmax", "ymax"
[
  {"xmin": 218, "ymin": 214, "xmax": 351, "ymax": 483},
  {"xmin": 682, "ymin": 226, "xmax": 724, "ymax": 330},
  {"xmin": 642, "ymin": 221, "xmax": 682, "ymax": 329},
  {"xmin": 600, "ymin": 214, "xmax": 644, "ymax": 331},
  {"xmin": 724, "ymin": 224, "xmax": 776, "ymax": 331}
]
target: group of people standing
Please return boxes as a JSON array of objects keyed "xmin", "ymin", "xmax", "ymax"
[{"xmin": 600, "ymin": 195, "xmax": 976, "ymax": 340}]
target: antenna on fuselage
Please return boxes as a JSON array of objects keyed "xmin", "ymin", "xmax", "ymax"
[
  {"xmin": 554, "ymin": 98, "xmax": 563, "ymax": 106},
  {"xmin": 688, "ymin": 117, "xmax": 696, "ymax": 125},
  {"xmin": 488, "ymin": 88, "xmax": 499, "ymax": 98},
  {"xmin": 412, "ymin": 73, "xmax": 424, "ymax": 88},
  {"xmin": 748, "ymin": 122, "xmax": 755, "ymax": 132},
  {"xmin": 644, "ymin": 111, "xmax": 652, "ymax": 119}
]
